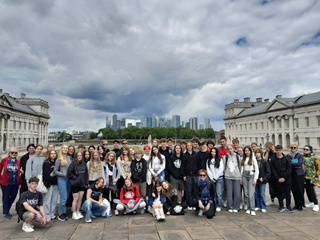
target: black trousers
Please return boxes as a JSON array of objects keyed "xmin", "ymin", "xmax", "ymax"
[
  {"xmin": 20, "ymin": 179, "xmax": 28, "ymax": 196},
  {"xmin": 185, "ymin": 175, "xmax": 198, "ymax": 206},
  {"xmin": 305, "ymin": 179, "xmax": 318, "ymax": 205},
  {"xmin": 291, "ymin": 172, "xmax": 305, "ymax": 208},
  {"xmin": 276, "ymin": 182, "xmax": 291, "ymax": 208}
]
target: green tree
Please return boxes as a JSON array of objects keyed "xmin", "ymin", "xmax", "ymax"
[
  {"xmin": 205, "ymin": 128, "xmax": 215, "ymax": 138},
  {"xmin": 98, "ymin": 128, "xmax": 119, "ymax": 139},
  {"xmin": 90, "ymin": 132, "xmax": 98, "ymax": 139},
  {"xmin": 179, "ymin": 128, "xmax": 196, "ymax": 139},
  {"xmin": 196, "ymin": 129, "xmax": 208, "ymax": 138},
  {"xmin": 167, "ymin": 127, "xmax": 178, "ymax": 138}
]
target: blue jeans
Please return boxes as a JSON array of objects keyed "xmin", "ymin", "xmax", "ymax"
[
  {"xmin": 81, "ymin": 199, "xmax": 108, "ymax": 220},
  {"xmin": 43, "ymin": 185, "xmax": 59, "ymax": 218},
  {"xmin": 1, "ymin": 184, "xmax": 19, "ymax": 215},
  {"xmin": 255, "ymin": 184, "xmax": 266, "ymax": 209},
  {"xmin": 113, "ymin": 199, "xmax": 144, "ymax": 213},
  {"xmin": 57, "ymin": 177, "xmax": 71, "ymax": 213},
  {"xmin": 152, "ymin": 170, "xmax": 165, "ymax": 183},
  {"xmin": 213, "ymin": 178, "xmax": 224, "ymax": 208}
]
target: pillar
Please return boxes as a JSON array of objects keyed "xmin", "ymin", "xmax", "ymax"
[
  {"xmin": 0, "ymin": 117, "xmax": 4, "ymax": 154},
  {"xmin": 289, "ymin": 115, "xmax": 294, "ymax": 143}
]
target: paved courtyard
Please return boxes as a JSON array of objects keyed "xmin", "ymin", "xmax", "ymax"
[{"xmin": 1, "ymin": 187, "xmax": 320, "ymax": 240}]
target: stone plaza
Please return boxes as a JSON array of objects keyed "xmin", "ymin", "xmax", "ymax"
[{"xmin": 1, "ymin": 187, "xmax": 320, "ymax": 240}]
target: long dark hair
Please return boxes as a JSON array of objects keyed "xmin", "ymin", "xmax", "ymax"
[
  {"xmin": 161, "ymin": 180, "xmax": 176, "ymax": 201},
  {"xmin": 150, "ymin": 146, "xmax": 163, "ymax": 167},
  {"xmin": 242, "ymin": 146, "xmax": 253, "ymax": 166},
  {"xmin": 152, "ymin": 181, "xmax": 162, "ymax": 199},
  {"xmin": 208, "ymin": 147, "xmax": 221, "ymax": 169}
]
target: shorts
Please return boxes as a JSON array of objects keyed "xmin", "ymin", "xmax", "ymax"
[
  {"xmin": 71, "ymin": 186, "xmax": 86, "ymax": 194},
  {"xmin": 22, "ymin": 211, "xmax": 42, "ymax": 221},
  {"xmin": 170, "ymin": 175, "xmax": 185, "ymax": 190}
]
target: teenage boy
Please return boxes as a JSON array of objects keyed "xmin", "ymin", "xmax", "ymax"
[
  {"xmin": 270, "ymin": 145, "xmax": 292, "ymax": 212},
  {"xmin": 101, "ymin": 140, "xmax": 110, "ymax": 154},
  {"xmin": 167, "ymin": 138, "xmax": 174, "ymax": 154},
  {"xmin": 131, "ymin": 149, "xmax": 147, "ymax": 209},
  {"xmin": 180, "ymin": 140, "xmax": 187, "ymax": 153},
  {"xmin": 251, "ymin": 142, "xmax": 259, "ymax": 153},
  {"xmin": 191, "ymin": 137, "xmax": 200, "ymax": 153},
  {"xmin": 218, "ymin": 137, "xmax": 229, "ymax": 159},
  {"xmin": 18, "ymin": 177, "xmax": 48, "ymax": 232},
  {"xmin": 20, "ymin": 144, "xmax": 36, "ymax": 196},
  {"xmin": 112, "ymin": 140, "xmax": 122, "ymax": 159},
  {"xmin": 159, "ymin": 138, "xmax": 171, "ymax": 182},
  {"xmin": 77, "ymin": 144, "xmax": 86, "ymax": 152},
  {"xmin": 196, "ymin": 141, "xmax": 211, "ymax": 171},
  {"xmin": 206, "ymin": 139, "xmax": 215, "ymax": 152},
  {"xmin": 121, "ymin": 139, "xmax": 128, "ymax": 149},
  {"xmin": 232, "ymin": 139, "xmax": 239, "ymax": 154}
]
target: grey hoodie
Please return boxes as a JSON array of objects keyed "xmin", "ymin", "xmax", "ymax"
[
  {"xmin": 223, "ymin": 153, "xmax": 241, "ymax": 180},
  {"xmin": 25, "ymin": 155, "xmax": 45, "ymax": 184},
  {"xmin": 53, "ymin": 156, "xmax": 72, "ymax": 180}
]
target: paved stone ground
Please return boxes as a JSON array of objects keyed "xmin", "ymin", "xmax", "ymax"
[{"xmin": 1, "ymin": 187, "xmax": 320, "ymax": 240}]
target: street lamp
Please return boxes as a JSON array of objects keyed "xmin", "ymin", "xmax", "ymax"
[{"xmin": 266, "ymin": 133, "xmax": 270, "ymax": 142}]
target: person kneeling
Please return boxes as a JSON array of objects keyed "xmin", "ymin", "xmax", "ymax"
[
  {"xmin": 113, "ymin": 178, "xmax": 146, "ymax": 215},
  {"xmin": 193, "ymin": 170, "xmax": 216, "ymax": 219},
  {"xmin": 147, "ymin": 181, "xmax": 165, "ymax": 220},
  {"xmin": 18, "ymin": 177, "xmax": 49, "ymax": 233},
  {"xmin": 81, "ymin": 177, "xmax": 111, "ymax": 223}
]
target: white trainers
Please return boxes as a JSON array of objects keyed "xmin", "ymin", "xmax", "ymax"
[
  {"xmin": 115, "ymin": 209, "xmax": 119, "ymax": 216},
  {"xmin": 246, "ymin": 210, "xmax": 250, "ymax": 214},
  {"xmin": 233, "ymin": 210, "xmax": 238, "ymax": 213},
  {"xmin": 85, "ymin": 218, "xmax": 92, "ymax": 223},
  {"xmin": 261, "ymin": 209, "xmax": 266, "ymax": 213},
  {"xmin": 306, "ymin": 202, "xmax": 314, "ymax": 208},
  {"xmin": 244, "ymin": 205, "xmax": 248, "ymax": 210},
  {"xmin": 228, "ymin": 209, "xmax": 233, "ymax": 213},
  {"xmin": 223, "ymin": 201, "xmax": 227, "ymax": 208},
  {"xmin": 255, "ymin": 208, "xmax": 260, "ymax": 211},
  {"xmin": 198, "ymin": 209, "xmax": 203, "ymax": 217},
  {"xmin": 188, "ymin": 207, "xmax": 193, "ymax": 211},
  {"xmin": 216, "ymin": 207, "xmax": 221, "ymax": 212},
  {"xmin": 77, "ymin": 212, "xmax": 84, "ymax": 219},
  {"xmin": 266, "ymin": 200, "xmax": 274, "ymax": 206},
  {"xmin": 313, "ymin": 205, "xmax": 319, "ymax": 212},
  {"xmin": 239, "ymin": 203, "xmax": 243, "ymax": 210},
  {"xmin": 192, "ymin": 207, "xmax": 196, "ymax": 211},
  {"xmin": 72, "ymin": 212, "xmax": 81, "ymax": 220},
  {"xmin": 251, "ymin": 211, "xmax": 256, "ymax": 216},
  {"xmin": 22, "ymin": 222, "xmax": 34, "ymax": 233}
]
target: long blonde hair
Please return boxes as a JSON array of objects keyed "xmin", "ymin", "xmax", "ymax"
[
  {"xmin": 59, "ymin": 144, "xmax": 68, "ymax": 166},
  {"xmin": 89, "ymin": 150, "xmax": 102, "ymax": 179},
  {"xmin": 6, "ymin": 147, "xmax": 18, "ymax": 158},
  {"xmin": 105, "ymin": 151, "xmax": 116, "ymax": 165}
]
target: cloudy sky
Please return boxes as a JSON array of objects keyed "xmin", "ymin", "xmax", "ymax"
[{"xmin": 1, "ymin": 0, "xmax": 320, "ymax": 132}]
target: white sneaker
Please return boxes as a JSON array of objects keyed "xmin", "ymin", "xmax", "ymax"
[
  {"xmin": 261, "ymin": 209, "xmax": 266, "ymax": 213},
  {"xmin": 85, "ymin": 218, "xmax": 92, "ymax": 223},
  {"xmin": 306, "ymin": 202, "xmax": 314, "ymax": 208},
  {"xmin": 251, "ymin": 211, "xmax": 256, "ymax": 216},
  {"xmin": 223, "ymin": 201, "xmax": 227, "ymax": 208},
  {"xmin": 123, "ymin": 211, "xmax": 127, "ymax": 215},
  {"xmin": 77, "ymin": 212, "xmax": 84, "ymax": 219},
  {"xmin": 72, "ymin": 212, "xmax": 81, "ymax": 220},
  {"xmin": 188, "ymin": 207, "xmax": 193, "ymax": 211},
  {"xmin": 244, "ymin": 205, "xmax": 248, "ymax": 210},
  {"xmin": 255, "ymin": 208, "xmax": 260, "ymax": 211},
  {"xmin": 233, "ymin": 210, "xmax": 238, "ymax": 213},
  {"xmin": 228, "ymin": 209, "xmax": 233, "ymax": 213},
  {"xmin": 246, "ymin": 210, "xmax": 250, "ymax": 214},
  {"xmin": 216, "ymin": 207, "xmax": 221, "ymax": 212},
  {"xmin": 115, "ymin": 210, "xmax": 119, "ymax": 216},
  {"xmin": 239, "ymin": 203, "xmax": 243, "ymax": 210},
  {"xmin": 313, "ymin": 205, "xmax": 319, "ymax": 212},
  {"xmin": 198, "ymin": 209, "xmax": 203, "ymax": 217},
  {"xmin": 266, "ymin": 200, "xmax": 274, "ymax": 206},
  {"xmin": 192, "ymin": 207, "xmax": 196, "ymax": 211},
  {"xmin": 22, "ymin": 222, "xmax": 34, "ymax": 233}
]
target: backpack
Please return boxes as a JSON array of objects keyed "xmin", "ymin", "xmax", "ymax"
[{"xmin": 15, "ymin": 196, "xmax": 25, "ymax": 223}]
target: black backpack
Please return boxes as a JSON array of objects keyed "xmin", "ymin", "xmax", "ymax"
[{"xmin": 15, "ymin": 197, "xmax": 24, "ymax": 223}]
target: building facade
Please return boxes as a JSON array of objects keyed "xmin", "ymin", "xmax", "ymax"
[
  {"xmin": 224, "ymin": 92, "xmax": 320, "ymax": 150},
  {"xmin": 0, "ymin": 90, "xmax": 50, "ymax": 155}
]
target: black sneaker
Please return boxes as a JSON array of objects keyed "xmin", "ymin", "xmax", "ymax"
[{"xmin": 58, "ymin": 213, "xmax": 67, "ymax": 221}]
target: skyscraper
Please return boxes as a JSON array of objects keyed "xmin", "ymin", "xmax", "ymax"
[
  {"xmin": 112, "ymin": 114, "xmax": 117, "ymax": 130},
  {"xmin": 128, "ymin": 123, "xmax": 132, "ymax": 127},
  {"xmin": 189, "ymin": 117, "xmax": 198, "ymax": 131},
  {"xmin": 152, "ymin": 113, "xmax": 157, "ymax": 127},
  {"xmin": 147, "ymin": 117, "xmax": 152, "ymax": 127},
  {"xmin": 159, "ymin": 117, "xmax": 167, "ymax": 127},
  {"xmin": 205, "ymin": 118, "xmax": 210, "ymax": 129},
  {"xmin": 120, "ymin": 118, "xmax": 126, "ymax": 129},
  {"xmin": 167, "ymin": 118, "xmax": 172, "ymax": 127},
  {"xmin": 182, "ymin": 121, "xmax": 185, "ymax": 128},
  {"xmin": 186, "ymin": 122, "xmax": 190, "ymax": 129},
  {"xmin": 172, "ymin": 115, "xmax": 181, "ymax": 128},
  {"xmin": 199, "ymin": 124, "xmax": 204, "ymax": 130},
  {"xmin": 106, "ymin": 115, "xmax": 112, "ymax": 128}
]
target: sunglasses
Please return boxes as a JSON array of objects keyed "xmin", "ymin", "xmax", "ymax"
[
  {"xmin": 123, "ymin": 143, "xmax": 128, "ymax": 144},
  {"xmin": 199, "ymin": 174, "xmax": 206, "ymax": 177},
  {"xmin": 290, "ymin": 147, "xmax": 297, "ymax": 149},
  {"xmin": 303, "ymin": 148, "xmax": 310, "ymax": 151},
  {"xmin": 103, "ymin": 144, "xmax": 108, "ymax": 145},
  {"xmin": 10, "ymin": 152, "xmax": 18, "ymax": 154}
]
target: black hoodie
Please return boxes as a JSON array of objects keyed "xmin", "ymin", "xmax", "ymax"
[
  {"xmin": 181, "ymin": 151, "xmax": 198, "ymax": 177},
  {"xmin": 67, "ymin": 161, "xmax": 89, "ymax": 187},
  {"xmin": 196, "ymin": 150, "xmax": 211, "ymax": 171},
  {"xmin": 42, "ymin": 159, "xmax": 58, "ymax": 188},
  {"xmin": 168, "ymin": 154, "xmax": 183, "ymax": 179},
  {"xmin": 131, "ymin": 158, "xmax": 147, "ymax": 183}
]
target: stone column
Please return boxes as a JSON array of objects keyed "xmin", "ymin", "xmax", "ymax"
[
  {"xmin": 274, "ymin": 118, "xmax": 278, "ymax": 145},
  {"xmin": 289, "ymin": 115, "xmax": 294, "ymax": 143},
  {"xmin": 38, "ymin": 122, "xmax": 42, "ymax": 145},
  {"xmin": 281, "ymin": 117, "xmax": 285, "ymax": 148},
  {"xmin": 6, "ymin": 118, "xmax": 11, "ymax": 151},
  {"xmin": 0, "ymin": 116, "xmax": 4, "ymax": 154}
]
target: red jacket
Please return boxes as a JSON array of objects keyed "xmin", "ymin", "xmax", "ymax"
[
  {"xmin": 120, "ymin": 183, "xmax": 141, "ymax": 205},
  {"xmin": 0, "ymin": 158, "xmax": 21, "ymax": 186}
]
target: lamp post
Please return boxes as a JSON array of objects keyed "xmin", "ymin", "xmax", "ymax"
[{"xmin": 266, "ymin": 133, "xmax": 270, "ymax": 142}]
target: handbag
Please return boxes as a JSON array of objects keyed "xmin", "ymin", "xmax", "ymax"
[{"xmin": 36, "ymin": 172, "xmax": 48, "ymax": 194}]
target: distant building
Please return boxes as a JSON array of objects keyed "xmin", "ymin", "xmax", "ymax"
[
  {"xmin": 106, "ymin": 115, "xmax": 112, "ymax": 128},
  {"xmin": 152, "ymin": 113, "xmax": 157, "ymax": 127},
  {"xmin": 167, "ymin": 118, "xmax": 172, "ymax": 128},
  {"xmin": 136, "ymin": 122, "xmax": 142, "ymax": 128},
  {"xmin": 215, "ymin": 131, "xmax": 225, "ymax": 142},
  {"xmin": 189, "ymin": 117, "xmax": 198, "ymax": 131},
  {"xmin": 128, "ymin": 123, "xmax": 132, "ymax": 127},
  {"xmin": 159, "ymin": 117, "xmax": 167, "ymax": 127},
  {"xmin": 0, "ymin": 90, "xmax": 50, "ymax": 154},
  {"xmin": 112, "ymin": 114, "xmax": 117, "ymax": 130},
  {"xmin": 199, "ymin": 124, "xmax": 204, "ymax": 130},
  {"xmin": 186, "ymin": 122, "xmax": 190, "ymax": 129},
  {"xmin": 146, "ymin": 117, "xmax": 152, "ymax": 127},
  {"xmin": 141, "ymin": 116, "xmax": 146, "ymax": 127},
  {"xmin": 120, "ymin": 118, "xmax": 126, "ymax": 129},
  {"xmin": 205, "ymin": 119, "xmax": 210, "ymax": 129},
  {"xmin": 172, "ymin": 115, "xmax": 181, "ymax": 128},
  {"xmin": 48, "ymin": 132, "xmax": 59, "ymax": 141},
  {"xmin": 224, "ymin": 92, "xmax": 320, "ymax": 150},
  {"xmin": 182, "ymin": 121, "xmax": 186, "ymax": 128}
]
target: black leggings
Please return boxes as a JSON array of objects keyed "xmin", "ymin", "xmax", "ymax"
[
  {"xmin": 104, "ymin": 190, "xmax": 117, "ymax": 208},
  {"xmin": 276, "ymin": 183, "xmax": 291, "ymax": 208},
  {"xmin": 305, "ymin": 179, "xmax": 318, "ymax": 205},
  {"xmin": 291, "ymin": 173, "xmax": 305, "ymax": 208}
]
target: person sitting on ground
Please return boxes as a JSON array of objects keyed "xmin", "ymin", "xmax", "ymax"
[
  {"xmin": 147, "ymin": 181, "xmax": 166, "ymax": 220},
  {"xmin": 81, "ymin": 177, "xmax": 111, "ymax": 223},
  {"xmin": 18, "ymin": 177, "xmax": 49, "ymax": 233},
  {"xmin": 161, "ymin": 180, "xmax": 187, "ymax": 215},
  {"xmin": 113, "ymin": 178, "xmax": 146, "ymax": 215}
]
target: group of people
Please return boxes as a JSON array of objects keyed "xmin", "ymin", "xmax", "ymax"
[{"xmin": 0, "ymin": 136, "xmax": 319, "ymax": 233}]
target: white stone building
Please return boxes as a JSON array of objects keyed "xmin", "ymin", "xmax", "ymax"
[
  {"xmin": 224, "ymin": 92, "xmax": 320, "ymax": 150},
  {"xmin": 0, "ymin": 90, "xmax": 50, "ymax": 155}
]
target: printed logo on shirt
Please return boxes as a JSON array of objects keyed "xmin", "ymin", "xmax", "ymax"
[
  {"xmin": 173, "ymin": 159, "xmax": 181, "ymax": 169},
  {"xmin": 125, "ymin": 191, "xmax": 135, "ymax": 199},
  {"xmin": 174, "ymin": 205, "xmax": 182, "ymax": 213},
  {"xmin": 228, "ymin": 160, "xmax": 236, "ymax": 173},
  {"xmin": 27, "ymin": 199, "xmax": 38, "ymax": 207},
  {"xmin": 136, "ymin": 162, "xmax": 143, "ymax": 173}
]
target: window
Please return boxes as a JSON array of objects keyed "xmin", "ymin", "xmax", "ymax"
[
  {"xmin": 250, "ymin": 123, "xmax": 252, "ymax": 130},
  {"xmin": 261, "ymin": 137, "xmax": 264, "ymax": 144},
  {"xmin": 255, "ymin": 123, "xmax": 258, "ymax": 130},
  {"xmin": 240, "ymin": 124, "xmax": 242, "ymax": 131},
  {"xmin": 318, "ymin": 138, "xmax": 320, "ymax": 148},
  {"xmin": 305, "ymin": 117, "xmax": 309, "ymax": 127},
  {"xmin": 295, "ymin": 118, "xmax": 299, "ymax": 128},
  {"xmin": 245, "ymin": 124, "xmax": 247, "ymax": 130},
  {"xmin": 261, "ymin": 122, "xmax": 264, "ymax": 129},
  {"xmin": 317, "ymin": 116, "xmax": 320, "ymax": 126},
  {"xmin": 285, "ymin": 119, "xmax": 289, "ymax": 128},
  {"xmin": 272, "ymin": 121, "xmax": 275, "ymax": 129},
  {"xmin": 306, "ymin": 137, "xmax": 310, "ymax": 145}
]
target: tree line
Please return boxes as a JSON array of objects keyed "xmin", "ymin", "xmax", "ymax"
[{"xmin": 96, "ymin": 126, "xmax": 215, "ymax": 140}]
